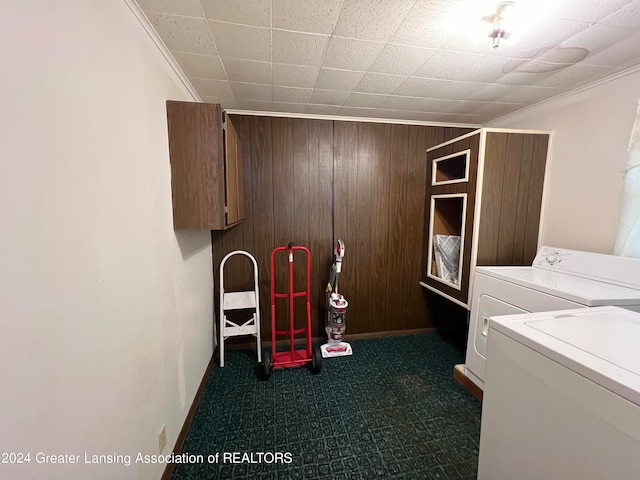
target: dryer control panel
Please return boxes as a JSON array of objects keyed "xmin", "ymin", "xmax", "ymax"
[
  {"xmin": 533, "ymin": 247, "xmax": 576, "ymax": 268},
  {"xmin": 532, "ymin": 246, "xmax": 640, "ymax": 290}
]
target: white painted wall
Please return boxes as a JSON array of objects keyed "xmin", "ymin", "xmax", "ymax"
[
  {"xmin": 0, "ymin": 2, "xmax": 213, "ymax": 479},
  {"xmin": 487, "ymin": 67, "xmax": 640, "ymax": 255}
]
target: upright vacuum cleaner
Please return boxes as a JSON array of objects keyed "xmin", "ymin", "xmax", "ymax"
[{"xmin": 321, "ymin": 240, "xmax": 353, "ymax": 358}]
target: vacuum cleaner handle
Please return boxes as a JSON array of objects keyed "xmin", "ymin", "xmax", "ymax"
[{"xmin": 335, "ymin": 239, "xmax": 345, "ymax": 274}]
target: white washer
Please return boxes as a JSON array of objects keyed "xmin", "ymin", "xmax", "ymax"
[
  {"xmin": 464, "ymin": 246, "xmax": 640, "ymax": 390},
  {"xmin": 478, "ymin": 306, "xmax": 640, "ymax": 480}
]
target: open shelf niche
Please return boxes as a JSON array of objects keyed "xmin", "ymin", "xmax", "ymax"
[
  {"xmin": 432, "ymin": 150, "xmax": 470, "ymax": 185},
  {"xmin": 427, "ymin": 194, "xmax": 467, "ymax": 289}
]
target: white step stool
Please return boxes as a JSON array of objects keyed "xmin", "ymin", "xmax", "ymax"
[{"xmin": 218, "ymin": 250, "xmax": 261, "ymax": 367}]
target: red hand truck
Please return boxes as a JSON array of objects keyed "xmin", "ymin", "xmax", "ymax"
[{"xmin": 262, "ymin": 243, "xmax": 322, "ymax": 378}]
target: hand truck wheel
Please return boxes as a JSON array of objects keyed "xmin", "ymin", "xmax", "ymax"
[
  {"xmin": 262, "ymin": 349, "xmax": 272, "ymax": 379},
  {"xmin": 311, "ymin": 345, "xmax": 322, "ymax": 374}
]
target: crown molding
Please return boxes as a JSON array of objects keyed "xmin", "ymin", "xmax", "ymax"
[
  {"xmin": 224, "ymin": 109, "xmax": 482, "ymax": 128},
  {"xmin": 123, "ymin": 0, "xmax": 201, "ymax": 102}
]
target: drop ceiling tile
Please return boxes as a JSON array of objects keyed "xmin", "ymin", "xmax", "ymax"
[
  {"xmin": 273, "ymin": 0, "xmax": 343, "ymax": 34},
  {"xmin": 333, "ymin": 0, "xmax": 415, "ymax": 41},
  {"xmin": 306, "ymin": 104, "xmax": 341, "ymax": 115},
  {"xmin": 417, "ymin": 112, "xmax": 485, "ymax": 124},
  {"xmin": 616, "ymin": 56, "xmax": 640, "ymax": 70},
  {"xmin": 338, "ymin": 106, "xmax": 375, "ymax": 117},
  {"xmin": 322, "ymin": 37, "xmax": 386, "ymax": 71},
  {"xmin": 494, "ymin": 70, "xmax": 549, "ymax": 87},
  {"xmin": 309, "ymin": 89, "xmax": 351, "ymax": 105},
  {"xmin": 146, "ymin": 13, "xmax": 217, "ymax": 55},
  {"xmin": 558, "ymin": 23, "xmax": 638, "ymax": 66},
  {"xmin": 496, "ymin": 59, "xmax": 613, "ymax": 91},
  {"xmin": 376, "ymin": 97, "xmax": 418, "ymax": 111},
  {"xmin": 190, "ymin": 78, "xmax": 234, "ymax": 98},
  {"xmin": 314, "ymin": 68, "xmax": 365, "ymax": 91},
  {"xmin": 222, "ymin": 58, "xmax": 271, "ymax": 84},
  {"xmin": 370, "ymin": 109, "xmax": 416, "ymax": 120},
  {"xmin": 390, "ymin": 111, "xmax": 436, "ymax": 122},
  {"xmin": 144, "ymin": 0, "xmax": 640, "ymax": 124},
  {"xmin": 355, "ymin": 73, "xmax": 408, "ymax": 94},
  {"xmin": 600, "ymin": 0, "xmax": 640, "ymax": 28},
  {"xmin": 272, "ymin": 64, "xmax": 319, "ymax": 88},
  {"xmin": 422, "ymin": 112, "xmax": 485, "ymax": 123},
  {"xmin": 393, "ymin": 77, "xmax": 434, "ymax": 97},
  {"xmin": 137, "ymin": 0, "xmax": 205, "ymax": 17},
  {"xmin": 200, "ymin": 96, "xmax": 221, "ymax": 103},
  {"xmin": 272, "ymin": 31, "xmax": 330, "ymax": 67},
  {"xmin": 429, "ymin": 101, "xmax": 471, "ymax": 114},
  {"xmin": 394, "ymin": 77, "xmax": 484, "ymax": 99},
  {"xmin": 504, "ymin": 58, "xmax": 586, "ymax": 77},
  {"xmin": 369, "ymin": 44, "xmax": 434, "ymax": 76},
  {"xmin": 230, "ymin": 82, "xmax": 272, "ymax": 101},
  {"xmin": 468, "ymin": 84, "xmax": 560, "ymax": 103},
  {"xmin": 575, "ymin": 31, "xmax": 640, "ymax": 70},
  {"xmin": 237, "ymin": 99, "xmax": 273, "ymax": 111},
  {"xmin": 517, "ymin": 18, "xmax": 591, "ymax": 52},
  {"xmin": 468, "ymin": 114, "xmax": 495, "ymax": 124},
  {"xmin": 389, "ymin": 0, "xmax": 454, "ymax": 48},
  {"xmin": 270, "ymin": 102, "xmax": 308, "ymax": 113},
  {"xmin": 172, "ymin": 53, "xmax": 225, "ymax": 79},
  {"xmin": 273, "ymin": 86, "xmax": 313, "ymax": 103},
  {"xmin": 532, "ymin": 48, "xmax": 590, "ymax": 65},
  {"xmin": 531, "ymin": 63, "xmax": 611, "ymax": 88},
  {"xmin": 414, "ymin": 51, "xmax": 521, "ymax": 83},
  {"xmin": 201, "ymin": 0, "xmax": 270, "ymax": 27},
  {"xmin": 209, "ymin": 21, "xmax": 270, "ymax": 61},
  {"xmin": 468, "ymin": 84, "xmax": 518, "ymax": 102},
  {"xmin": 563, "ymin": 25, "xmax": 640, "ymax": 67},
  {"xmin": 461, "ymin": 101, "xmax": 525, "ymax": 117},
  {"xmin": 547, "ymin": 0, "xmax": 631, "ymax": 23},
  {"xmin": 435, "ymin": 100, "xmax": 518, "ymax": 115},
  {"xmin": 201, "ymin": 96, "xmax": 238, "ymax": 109},
  {"xmin": 343, "ymin": 92, "xmax": 388, "ymax": 108},
  {"xmin": 378, "ymin": 95, "xmax": 457, "ymax": 112}
]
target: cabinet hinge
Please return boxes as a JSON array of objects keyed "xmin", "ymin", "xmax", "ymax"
[
  {"xmin": 225, "ymin": 206, "xmax": 228, "ymax": 214},
  {"xmin": 222, "ymin": 121, "xmax": 227, "ymax": 131}
]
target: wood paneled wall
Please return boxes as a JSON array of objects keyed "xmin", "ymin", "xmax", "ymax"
[
  {"xmin": 212, "ymin": 115, "xmax": 472, "ymax": 339},
  {"xmin": 476, "ymin": 132, "xmax": 549, "ymax": 266}
]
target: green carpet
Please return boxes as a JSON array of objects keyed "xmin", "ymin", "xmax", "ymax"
[{"xmin": 171, "ymin": 334, "xmax": 481, "ymax": 479}]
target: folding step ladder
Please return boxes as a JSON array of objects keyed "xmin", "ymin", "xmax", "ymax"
[{"xmin": 218, "ymin": 251, "xmax": 261, "ymax": 367}]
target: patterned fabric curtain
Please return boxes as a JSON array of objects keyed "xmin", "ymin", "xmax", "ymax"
[{"xmin": 614, "ymin": 101, "xmax": 640, "ymax": 258}]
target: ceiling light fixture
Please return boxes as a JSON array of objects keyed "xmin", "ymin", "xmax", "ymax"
[{"xmin": 482, "ymin": 1, "xmax": 516, "ymax": 49}]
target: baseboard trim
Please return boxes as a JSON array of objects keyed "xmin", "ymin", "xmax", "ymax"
[
  {"xmin": 453, "ymin": 363, "xmax": 483, "ymax": 402},
  {"xmin": 161, "ymin": 354, "xmax": 215, "ymax": 480},
  {"xmin": 345, "ymin": 327, "xmax": 437, "ymax": 340},
  {"xmin": 221, "ymin": 327, "xmax": 439, "ymax": 352}
]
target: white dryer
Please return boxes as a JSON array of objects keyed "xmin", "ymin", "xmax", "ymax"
[
  {"xmin": 464, "ymin": 246, "xmax": 640, "ymax": 390},
  {"xmin": 478, "ymin": 306, "xmax": 640, "ymax": 480}
]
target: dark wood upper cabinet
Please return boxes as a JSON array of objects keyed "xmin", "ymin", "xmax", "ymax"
[
  {"xmin": 223, "ymin": 114, "xmax": 244, "ymax": 226},
  {"xmin": 420, "ymin": 128, "xmax": 550, "ymax": 309},
  {"xmin": 166, "ymin": 101, "xmax": 244, "ymax": 230}
]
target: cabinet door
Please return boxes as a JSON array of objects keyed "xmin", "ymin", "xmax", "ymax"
[
  {"xmin": 167, "ymin": 101, "xmax": 225, "ymax": 230},
  {"xmin": 166, "ymin": 102, "xmax": 245, "ymax": 230},
  {"xmin": 223, "ymin": 114, "xmax": 244, "ymax": 227}
]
